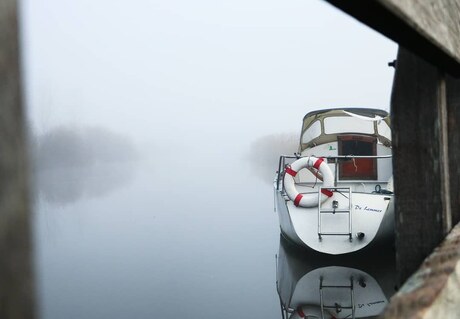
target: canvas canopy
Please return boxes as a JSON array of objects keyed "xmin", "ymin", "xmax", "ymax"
[{"xmin": 299, "ymin": 108, "xmax": 391, "ymax": 152}]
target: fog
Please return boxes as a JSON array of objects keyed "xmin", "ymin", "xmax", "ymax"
[
  {"xmin": 22, "ymin": 0, "xmax": 396, "ymax": 146},
  {"xmin": 31, "ymin": 126, "xmax": 138, "ymax": 205},
  {"xmin": 21, "ymin": 0, "xmax": 397, "ymax": 318},
  {"xmin": 32, "ymin": 126, "xmax": 137, "ymax": 168},
  {"xmin": 247, "ymin": 132, "xmax": 298, "ymax": 184}
]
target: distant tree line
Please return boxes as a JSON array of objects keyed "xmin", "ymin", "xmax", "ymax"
[{"xmin": 30, "ymin": 126, "xmax": 138, "ymax": 171}]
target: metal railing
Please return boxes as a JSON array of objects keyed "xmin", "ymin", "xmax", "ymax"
[{"xmin": 276, "ymin": 154, "xmax": 392, "ymax": 191}]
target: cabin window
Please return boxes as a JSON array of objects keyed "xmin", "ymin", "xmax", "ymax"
[
  {"xmin": 338, "ymin": 135, "xmax": 377, "ymax": 180},
  {"xmin": 301, "ymin": 120, "xmax": 321, "ymax": 143},
  {"xmin": 377, "ymin": 120, "xmax": 391, "ymax": 141}
]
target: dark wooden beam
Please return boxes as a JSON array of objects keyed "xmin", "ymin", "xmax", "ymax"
[
  {"xmin": 446, "ymin": 75, "xmax": 460, "ymax": 226},
  {"xmin": 325, "ymin": 0, "xmax": 460, "ymax": 76},
  {"xmin": 0, "ymin": 0, "xmax": 35, "ymax": 317},
  {"xmin": 391, "ymin": 47, "xmax": 451, "ymax": 283}
]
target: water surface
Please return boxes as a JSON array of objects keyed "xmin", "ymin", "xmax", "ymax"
[{"xmin": 34, "ymin": 145, "xmax": 281, "ymax": 319}]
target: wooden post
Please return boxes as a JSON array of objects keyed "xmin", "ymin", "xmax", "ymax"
[
  {"xmin": 446, "ymin": 76, "xmax": 460, "ymax": 226},
  {"xmin": 391, "ymin": 47, "xmax": 452, "ymax": 283},
  {"xmin": 391, "ymin": 48, "xmax": 444, "ymax": 282},
  {"xmin": 388, "ymin": 38, "xmax": 460, "ymax": 286},
  {"xmin": 0, "ymin": 0, "xmax": 35, "ymax": 317}
]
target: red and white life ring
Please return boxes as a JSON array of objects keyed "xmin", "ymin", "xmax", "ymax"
[
  {"xmin": 283, "ymin": 156, "xmax": 334, "ymax": 208},
  {"xmin": 290, "ymin": 306, "xmax": 323, "ymax": 319}
]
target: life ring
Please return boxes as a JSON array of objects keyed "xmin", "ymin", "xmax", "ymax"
[
  {"xmin": 283, "ymin": 156, "xmax": 334, "ymax": 208},
  {"xmin": 289, "ymin": 306, "xmax": 322, "ymax": 319}
]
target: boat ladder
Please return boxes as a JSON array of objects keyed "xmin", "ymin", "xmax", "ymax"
[
  {"xmin": 319, "ymin": 276, "xmax": 356, "ymax": 319},
  {"xmin": 318, "ymin": 187, "xmax": 352, "ymax": 241}
]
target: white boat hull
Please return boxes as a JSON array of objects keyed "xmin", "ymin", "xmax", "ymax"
[{"xmin": 274, "ymin": 187, "xmax": 394, "ymax": 255}]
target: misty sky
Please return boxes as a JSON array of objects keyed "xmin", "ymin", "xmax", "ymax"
[{"xmin": 21, "ymin": 0, "xmax": 396, "ymax": 152}]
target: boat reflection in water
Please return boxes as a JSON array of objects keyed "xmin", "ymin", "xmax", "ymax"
[{"xmin": 276, "ymin": 235, "xmax": 397, "ymax": 319}]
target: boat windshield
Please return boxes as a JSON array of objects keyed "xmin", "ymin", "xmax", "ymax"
[
  {"xmin": 324, "ymin": 116, "xmax": 375, "ymax": 135},
  {"xmin": 301, "ymin": 120, "xmax": 321, "ymax": 143}
]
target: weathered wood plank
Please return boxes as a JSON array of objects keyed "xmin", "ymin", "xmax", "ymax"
[
  {"xmin": 381, "ymin": 221, "xmax": 460, "ymax": 319},
  {"xmin": 0, "ymin": 0, "xmax": 35, "ymax": 318},
  {"xmin": 446, "ymin": 75, "xmax": 460, "ymax": 226},
  {"xmin": 325, "ymin": 0, "xmax": 460, "ymax": 76},
  {"xmin": 391, "ymin": 48, "xmax": 448, "ymax": 283},
  {"xmin": 437, "ymin": 74, "xmax": 452, "ymax": 234}
]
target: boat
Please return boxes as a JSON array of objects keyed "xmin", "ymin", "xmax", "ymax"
[
  {"xmin": 274, "ymin": 108, "xmax": 394, "ymax": 255},
  {"xmin": 276, "ymin": 236, "xmax": 397, "ymax": 319}
]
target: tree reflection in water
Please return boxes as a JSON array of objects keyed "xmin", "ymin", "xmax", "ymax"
[{"xmin": 31, "ymin": 126, "xmax": 139, "ymax": 205}]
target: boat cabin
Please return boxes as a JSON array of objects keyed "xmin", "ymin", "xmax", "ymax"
[{"xmin": 298, "ymin": 108, "xmax": 392, "ymax": 184}]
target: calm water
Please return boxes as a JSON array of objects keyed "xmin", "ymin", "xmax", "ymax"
[
  {"xmin": 33, "ymin": 147, "xmax": 282, "ymax": 319},
  {"xmin": 32, "ymin": 145, "xmax": 397, "ymax": 319}
]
